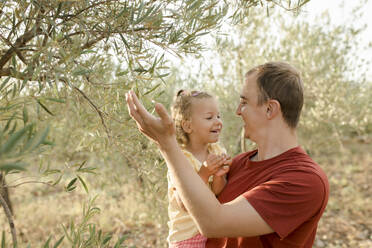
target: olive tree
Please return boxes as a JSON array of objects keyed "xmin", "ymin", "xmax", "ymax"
[{"xmin": 0, "ymin": 0, "xmax": 312, "ymax": 246}]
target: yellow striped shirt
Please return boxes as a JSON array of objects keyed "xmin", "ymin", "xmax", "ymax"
[{"xmin": 167, "ymin": 143, "xmax": 226, "ymax": 243}]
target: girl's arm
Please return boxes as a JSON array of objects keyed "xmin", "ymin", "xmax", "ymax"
[
  {"xmin": 198, "ymin": 165, "xmax": 212, "ymax": 184},
  {"xmin": 211, "ymin": 165, "xmax": 230, "ymax": 195},
  {"xmin": 211, "ymin": 175, "xmax": 227, "ymax": 195}
]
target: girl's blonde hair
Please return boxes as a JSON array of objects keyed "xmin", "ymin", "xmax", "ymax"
[{"xmin": 171, "ymin": 90, "xmax": 213, "ymax": 146}]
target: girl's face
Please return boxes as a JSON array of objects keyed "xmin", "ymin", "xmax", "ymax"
[{"xmin": 186, "ymin": 97, "xmax": 223, "ymax": 145}]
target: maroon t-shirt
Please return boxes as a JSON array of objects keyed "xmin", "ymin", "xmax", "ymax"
[{"xmin": 206, "ymin": 147, "xmax": 329, "ymax": 248}]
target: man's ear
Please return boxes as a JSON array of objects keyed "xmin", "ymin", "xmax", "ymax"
[
  {"xmin": 181, "ymin": 120, "xmax": 192, "ymax": 133},
  {"xmin": 266, "ymin": 99, "xmax": 281, "ymax": 120}
]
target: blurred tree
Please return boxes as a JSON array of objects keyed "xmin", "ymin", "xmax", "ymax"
[{"xmin": 167, "ymin": 6, "xmax": 371, "ymax": 157}]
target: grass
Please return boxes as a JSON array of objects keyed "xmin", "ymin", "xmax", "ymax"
[{"xmin": 314, "ymin": 142, "xmax": 371, "ymax": 248}]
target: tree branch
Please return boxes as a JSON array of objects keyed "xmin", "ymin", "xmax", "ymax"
[
  {"xmin": 6, "ymin": 180, "xmax": 54, "ymax": 188},
  {"xmin": 6, "ymin": 19, "xmax": 24, "ymax": 41},
  {"xmin": 59, "ymin": 78, "xmax": 111, "ymax": 139},
  {"xmin": 0, "ymin": 27, "xmax": 43, "ymax": 70},
  {"xmin": 0, "ymin": 1, "xmax": 46, "ymax": 70},
  {"xmin": 54, "ymin": 0, "xmax": 116, "ymax": 22},
  {"xmin": 0, "ymin": 66, "xmax": 113, "ymax": 138},
  {"xmin": 73, "ymin": 85, "xmax": 111, "ymax": 139},
  {"xmin": 82, "ymin": 35, "xmax": 105, "ymax": 50},
  {"xmin": 0, "ymin": 67, "xmax": 11, "ymax": 77},
  {"xmin": 271, "ymin": 0, "xmax": 310, "ymax": 12},
  {"xmin": 0, "ymin": 33, "xmax": 28, "ymax": 65},
  {"xmin": 42, "ymin": 23, "xmax": 53, "ymax": 47},
  {"xmin": 0, "ymin": 190, "xmax": 17, "ymax": 247},
  {"xmin": 0, "ymin": 67, "xmax": 42, "ymax": 81}
]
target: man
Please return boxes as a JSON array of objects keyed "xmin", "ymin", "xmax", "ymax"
[{"xmin": 126, "ymin": 61, "xmax": 329, "ymax": 247}]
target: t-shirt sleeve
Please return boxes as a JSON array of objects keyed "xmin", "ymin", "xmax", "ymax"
[{"xmin": 243, "ymin": 171, "xmax": 326, "ymax": 239}]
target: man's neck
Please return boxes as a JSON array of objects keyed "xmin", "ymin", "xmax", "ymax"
[{"xmin": 254, "ymin": 127, "xmax": 298, "ymax": 161}]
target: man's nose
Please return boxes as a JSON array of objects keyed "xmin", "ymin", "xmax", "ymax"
[{"xmin": 236, "ymin": 105, "xmax": 241, "ymax": 116}]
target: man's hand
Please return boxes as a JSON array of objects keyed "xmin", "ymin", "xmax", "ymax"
[{"xmin": 125, "ymin": 90, "xmax": 176, "ymax": 147}]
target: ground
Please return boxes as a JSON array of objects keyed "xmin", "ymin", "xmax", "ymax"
[{"xmin": 0, "ymin": 141, "xmax": 371, "ymax": 247}]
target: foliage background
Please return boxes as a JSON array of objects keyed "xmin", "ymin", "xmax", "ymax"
[{"xmin": 0, "ymin": 0, "xmax": 371, "ymax": 247}]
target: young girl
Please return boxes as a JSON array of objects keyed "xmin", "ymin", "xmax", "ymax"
[{"xmin": 167, "ymin": 90, "xmax": 231, "ymax": 248}]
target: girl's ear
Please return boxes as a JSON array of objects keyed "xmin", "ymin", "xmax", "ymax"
[{"xmin": 181, "ymin": 120, "xmax": 192, "ymax": 134}]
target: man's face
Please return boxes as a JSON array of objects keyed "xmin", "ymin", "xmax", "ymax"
[{"xmin": 235, "ymin": 73, "xmax": 267, "ymax": 141}]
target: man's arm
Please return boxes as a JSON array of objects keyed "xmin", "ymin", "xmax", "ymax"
[
  {"xmin": 126, "ymin": 91, "xmax": 274, "ymax": 237},
  {"xmin": 173, "ymin": 188, "xmax": 187, "ymax": 212}
]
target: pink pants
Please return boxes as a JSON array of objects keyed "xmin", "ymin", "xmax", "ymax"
[{"xmin": 169, "ymin": 233, "xmax": 207, "ymax": 248}]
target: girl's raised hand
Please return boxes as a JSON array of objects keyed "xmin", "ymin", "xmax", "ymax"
[
  {"xmin": 202, "ymin": 154, "xmax": 229, "ymax": 175},
  {"xmin": 214, "ymin": 154, "xmax": 232, "ymax": 177}
]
